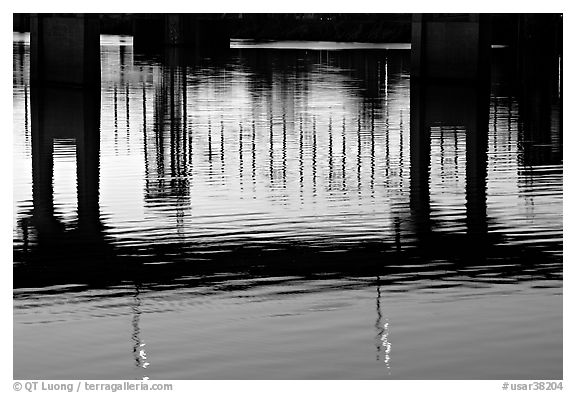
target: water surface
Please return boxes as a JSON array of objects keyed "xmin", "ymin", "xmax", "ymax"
[{"xmin": 13, "ymin": 33, "xmax": 562, "ymax": 379}]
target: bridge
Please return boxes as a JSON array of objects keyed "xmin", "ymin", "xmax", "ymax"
[{"xmin": 24, "ymin": 13, "xmax": 561, "ymax": 85}]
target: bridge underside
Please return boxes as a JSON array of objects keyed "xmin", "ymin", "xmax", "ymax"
[
  {"xmin": 132, "ymin": 15, "xmax": 230, "ymax": 53},
  {"xmin": 411, "ymin": 14, "xmax": 491, "ymax": 81}
]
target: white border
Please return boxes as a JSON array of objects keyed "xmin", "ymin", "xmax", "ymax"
[{"xmin": 3, "ymin": 4, "xmax": 571, "ymax": 392}]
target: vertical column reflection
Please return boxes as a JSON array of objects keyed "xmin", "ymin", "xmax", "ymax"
[
  {"xmin": 410, "ymin": 80, "xmax": 490, "ymax": 245},
  {"xmin": 30, "ymin": 86, "xmax": 104, "ymax": 250}
]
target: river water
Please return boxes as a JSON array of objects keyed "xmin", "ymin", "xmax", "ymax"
[{"xmin": 13, "ymin": 34, "xmax": 562, "ymax": 379}]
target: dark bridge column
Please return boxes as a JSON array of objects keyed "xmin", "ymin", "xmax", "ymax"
[
  {"xmin": 412, "ymin": 14, "xmax": 490, "ymax": 80},
  {"xmin": 30, "ymin": 14, "xmax": 100, "ymax": 87}
]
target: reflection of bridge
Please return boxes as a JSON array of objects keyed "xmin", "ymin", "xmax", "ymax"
[
  {"xmin": 15, "ymin": 59, "xmax": 562, "ymax": 292},
  {"xmin": 14, "ymin": 13, "xmax": 562, "ymax": 290},
  {"xmin": 25, "ymin": 87, "xmax": 111, "ymax": 258},
  {"xmin": 27, "ymin": 13, "xmax": 562, "ymax": 86}
]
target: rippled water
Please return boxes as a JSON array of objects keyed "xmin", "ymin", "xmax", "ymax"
[{"xmin": 13, "ymin": 33, "xmax": 562, "ymax": 379}]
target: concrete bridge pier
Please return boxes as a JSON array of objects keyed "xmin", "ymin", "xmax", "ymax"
[
  {"xmin": 411, "ymin": 14, "xmax": 490, "ymax": 81},
  {"xmin": 30, "ymin": 14, "xmax": 100, "ymax": 87}
]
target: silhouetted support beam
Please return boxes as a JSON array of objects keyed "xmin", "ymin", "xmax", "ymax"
[
  {"xmin": 31, "ymin": 87, "xmax": 102, "ymax": 241},
  {"xmin": 30, "ymin": 14, "xmax": 100, "ymax": 87},
  {"xmin": 412, "ymin": 14, "xmax": 490, "ymax": 80}
]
